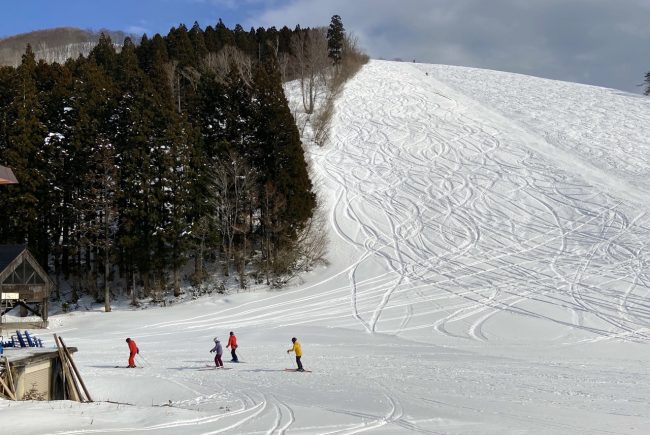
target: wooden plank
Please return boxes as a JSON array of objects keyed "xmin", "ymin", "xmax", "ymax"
[
  {"xmin": 59, "ymin": 336, "xmax": 92, "ymax": 402},
  {"xmin": 54, "ymin": 334, "xmax": 79, "ymax": 402},
  {"xmin": 0, "ymin": 374, "xmax": 16, "ymax": 400},
  {"xmin": 3, "ymin": 356, "xmax": 15, "ymax": 395}
]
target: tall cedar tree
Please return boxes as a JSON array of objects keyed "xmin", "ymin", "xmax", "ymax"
[
  {"xmin": 39, "ymin": 62, "xmax": 75, "ymax": 285},
  {"xmin": 327, "ymin": 15, "xmax": 345, "ymax": 66},
  {"xmin": 252, "ymin": 60, "xmax": 316, "ymax": 235},
  {"xmin": 0, "ymin": 46, "xmax": 47, "ymax": 258},
  {"xmin": 67, "ymin": 50, "xmax": 116, "ymax": 298},
  {"xmin": 113, "ymin": 36, "xmax": 171, "ymax": 296}
]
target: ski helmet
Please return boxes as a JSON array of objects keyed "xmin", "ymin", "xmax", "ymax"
[
  {"xmin": 126, "ymin": 338, "xmax": 130, "ymax": 343},
  {"xmin": 291, "ymin": 337, "xmax": 297, "ymax": 343},
  {"xmin": 214, "ymin": 337, "xmax": 219, "ymax": 342}
]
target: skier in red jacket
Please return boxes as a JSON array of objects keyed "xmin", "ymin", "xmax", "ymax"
[
  {"xmin": 126, "ymin": 338, "xmax": 139, "ymax": 368},
  {"xmin": 226, "ymin": 331, "xmax": 239, "ymax": 362}
]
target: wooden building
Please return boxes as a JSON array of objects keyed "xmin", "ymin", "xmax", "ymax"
[
  {"xmin": 2, "ymin": 347, "xmax": 77, "ymax": 400},
  {"xmin": 0, "ymin": 245, "xmax": 51, "ymax": 328}
]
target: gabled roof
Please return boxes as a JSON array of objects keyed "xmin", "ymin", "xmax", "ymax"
[
  {"xmin": 0, "ymin": 244, "xmax": 27, "ymax": 272},
  {"xmin": 0, "ymin": 165, "xmax": 18, "ymax": 184}
]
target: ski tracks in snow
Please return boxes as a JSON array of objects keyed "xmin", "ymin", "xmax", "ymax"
[
  {"xmin": 135, "ymin": 61, "xmax": 650, "ymax": 345},
  {"xmin": 311, "ymin": 60, "xmax": 650, "ymax": 343}
]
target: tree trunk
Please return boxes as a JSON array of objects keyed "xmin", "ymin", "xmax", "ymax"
[
  {"xmin": 131, "ymin": 272, "xmax": 137, "ymax": 306},
  {"xmin": 143, "ymin": 272, "xmax": 151, "ymax": 297},
  {"xmin": 173, "ymin": 266, "xmax": 181, "ymax": 297},
  {"xmin": 194, "ymin": 233, "xmax": 205, "ymax": 282},
  {"xmin": 104, "ymin": 209, "xmax": 111, "ymax": 313},
  {"xmin": 104, "ymin": 256, "xmax": 111, "ymax": 312}
]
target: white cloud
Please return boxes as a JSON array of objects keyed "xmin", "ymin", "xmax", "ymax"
[
  {"xmin": 248, "ymin": 0, "xmax": 650, "ymax": 92},
  {"xmin": 126, "ymin": 25, "xmax": 151, "ymax": 35}
]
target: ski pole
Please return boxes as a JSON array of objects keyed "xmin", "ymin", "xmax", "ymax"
[
  {"xmin": 135, "ymin": 354, "xmax": 146, "ymax": 367},
  {"xmin": 137, "ymin": 353, "xmax": 152, "ymax": 367},
  {"xmin": 286, "ymin": 350, "xmax": 294, "ymax": 367}
]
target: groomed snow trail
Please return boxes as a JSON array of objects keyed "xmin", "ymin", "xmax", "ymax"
[{"xmin": 3, "ymin": 60, "xmax": 650, "ymax": 434}]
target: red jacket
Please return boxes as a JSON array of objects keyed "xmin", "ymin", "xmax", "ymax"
[
  {"xmin": 128, "ymin": 340, "xmax": 139, "ymax": 355},
  {"xmin": 227, "ymin": 335, "xmax": 237, "ymax": 349}
]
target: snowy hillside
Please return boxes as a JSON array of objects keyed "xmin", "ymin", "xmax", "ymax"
[{"xmin": 3, "ymin": 60, "xmax": 650, "ymax": 434}]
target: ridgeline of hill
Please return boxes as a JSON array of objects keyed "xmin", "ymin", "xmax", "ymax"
[{"xmin": 0, "ymin": 27, "xmax": 132, "ymax": 66}]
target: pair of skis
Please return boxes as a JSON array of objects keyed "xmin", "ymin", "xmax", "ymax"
[{"xmin": 200, "ymin": 366, "xmax": 312, "ymax": 372}]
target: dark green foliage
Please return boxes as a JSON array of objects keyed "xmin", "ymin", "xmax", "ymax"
[
  {"xmin": 251, "ymin": 61, "xmax": 315, "ymax": 227},
  {"xmin": 327, "ymin": 15, "xmax": 345, "ymax": 65},
  {"xmin": 167, "ymin": 24, "xmax": 196, "ymax": 67},
  {"xmin": 644, "ymin": 71, "xmax": 650, "ymax": 96},
  {"xmin": 0, "ymin": 46, "xmax": 48, "ymax": 260},
  {"xmin": 0, "ymin": 20, "xmax": 318, "ymax": 297}
]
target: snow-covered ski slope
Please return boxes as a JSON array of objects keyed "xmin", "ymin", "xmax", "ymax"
[{"xmin": 4, "ymin": 60, "xmax": 650, "ymax": 434}]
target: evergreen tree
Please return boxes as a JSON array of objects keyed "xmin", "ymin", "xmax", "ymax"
[
  {"xmin": 89, "ymin": 33, "xmax": 117, "ymax": 75},
  {"xmin": 160, "ymin": 116, "xmax": 200, "ymax": 295},
  {"xmin": 644, "ymin": 70, "xmax": 650, "ymax": 96},
  {"xmin": 113, "ymin": 35, "xmax": 169, "ymax": 297},
  {"xmin": 214, "ymin": 19, "xmax": 235, "ymax": 50},
  {"xmin": 136, "ymin": 33, "xmax": 153, "ymax": 72},
  {"xmin": 251, "ymin": 61, "xmax": 315, "ymax": 233},
  {"xmin": 39, "ymin": 62, "xmax": 75, "ymax": 288},
  {"xmin": 189, "ymin": 21, "xmax": 208, "ymax": 62},
  {"xmin": 0, "ymin": 45, "xmax": 47, "ymax": 254},
  {"xmin": 77, "ymin": 137, "xmax": 118, "ymax": 310},
  {"xmin": 327, "ymin": 15, "xmax": 345, "ymax": 66},
  {"xmin": 234, "ymin": 24, "xmax": 255, "ymax": 56},
  {"xmin": 167, "ymin": 24, "xmax": 196, "ymax": 67},
  {"xmin": 66, "ymin": 56, "xmax": 117, "ymax": 296},
  {"xmin": 278, "ymin": 26, "xmax": 293, "ymax": 55}
]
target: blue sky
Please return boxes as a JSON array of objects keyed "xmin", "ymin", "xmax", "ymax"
[
  {"xmin": 3, "ymin": 0, "xmax": 650, "ymax": 93},
  {"xmin": 0, "ymin": 0, "xmax": 275, "ymax": 37}
]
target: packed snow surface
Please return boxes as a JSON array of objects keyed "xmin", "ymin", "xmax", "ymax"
[{"xmin": 3, "ymin": 60, "xmax": 650, "ymax": 434}]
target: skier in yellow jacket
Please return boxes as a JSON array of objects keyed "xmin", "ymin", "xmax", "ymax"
[{"xmin": 286, "ymin": 337, "xmax": 304, "ymax": 371}]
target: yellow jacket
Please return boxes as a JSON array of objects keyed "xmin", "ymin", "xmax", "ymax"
[{"xmin": 288, "ymin": 341, "xmax": 302, "ymax": 357}]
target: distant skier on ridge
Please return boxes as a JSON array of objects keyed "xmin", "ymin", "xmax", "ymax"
[
  {"xmin": 227, "ymin": 331, "xmax": 239, "ymax": 362},
  {"xmin": 125, "ymin": 338, "xmax": 139, "ymax": 368},
  {"xmin": 287, "ymin": 337, "xmax": 304, "ymax": 372},
  {"xmin": 210, "ymin": 337, "xmax": 224, "ymax": 368}
]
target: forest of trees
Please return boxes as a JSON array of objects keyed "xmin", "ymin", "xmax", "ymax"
[{"xmin": 0, "ymin": 19, "xmax": 360, "ymax": 309}]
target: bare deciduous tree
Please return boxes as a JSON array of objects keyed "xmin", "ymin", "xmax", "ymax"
[
  {"xmin": 269, "ymin": 205, "xmax": 329, "ymax": 287},
  {"xmin": 290, "ymin": 28, "xmax": 329, "ymax": 114},
  {"xmin": 212, "ymin": 151, "xmax": 256, "ymax": 285},
  {"xmin": 202, "ymin": 46, "xmax": 253, "ymax": 87}
]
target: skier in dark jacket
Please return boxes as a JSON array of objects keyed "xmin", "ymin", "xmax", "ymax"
[
  {"xmin": 209, "ymin": 337, "xmax": 223, "ymax": 367},
  {"xmin": 126, "ymin": 338, "xmax": 139, "ymax": 368}
]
